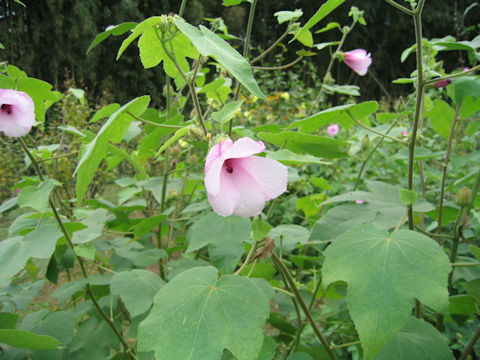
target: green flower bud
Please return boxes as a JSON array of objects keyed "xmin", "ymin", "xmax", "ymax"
[
  {"xmin": 455, "ymin": 186, "xmax": 472, "ymax": 207},
  {"xmin": 187, "ymin": 126, "xmax": 205, "ymax": 142},
  {"xmin": 361, "ymin": 134, "xmax": 370, "ymax": 151}
]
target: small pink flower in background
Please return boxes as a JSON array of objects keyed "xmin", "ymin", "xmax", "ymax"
[
  {"xmin": 434, "ymin": 79, "xmax": 452, "ymax": 88},
  {"xmin": 402, "ymin": 130, "xmax": 408, "ymax": 137},
  {"xmin": 463, "ymin": 67, "xmax": 470, "ymax": 72},
  {"xmin": 344, "ymin": 49, "xmax": 372, "ymax": 76},
  {"xmin": 0, "ymin": 89, "xmax": 35, "ymax": 137},
  {"xmin": 356, "ymin": 199, "xmax": 365, "ymax": 204},
  {"xmin": 204, "ymin": 137, "xmax": 288, "ymax": 217},
  {"xmin": 327, "ymin": 124, "xmax": 339, "ymax": 136}
]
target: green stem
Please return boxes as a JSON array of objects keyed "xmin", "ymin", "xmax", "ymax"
[
  {"xmin": 459, "ymin": 325, "xmax": 480, "ymax": 360},
  {"xmin": 126, "ymin": 111, "xmax": 183, "ymax": 128},
  {"xmin": 252, "ymin": 56, "xmax": 303, "ymax": 71},
  {"xmin": 424, "ymin": 64, "xmax": 480, "ymax": 86},
  {"xmin": 229, "ymin": 0, "xmax": 257, "ymax": 136},
  {"xmin": 234, "ymin": 242, "xmax": 257, "ymax": 275},
  {"xmin": 384, "ymin": 0, "xmax": 414, "ymax": 15},
  {"xmin": 250, "ymin": 23, "xmax": 292, "ymax": 64},
  {"xmin": 271, "ymin": 252, "xmax": 336, "ymax": 360},
  {"xmin": 354, "ymin": 119, "xmax": 399, "ymax": 190},
  {"xmin": 437, "ymin": 106, "xmax": 460, "ymax": 233},
  {"xmin": 307, "ymin": 19, "xmax": 356, "ymax": 116},
  {"xmin": 18, "ymin": 137, "xmax": 134, "ymax": 358},
  {"xmin": 407, "ymin": 9, "xmax": 425, "ymax": 231},
  {"xmin": 347, "ymin": 111, "xmax": 406, "ymax": 145},
  {"xmin": 178, "ymin": 0, "xmax": 187, "ymax": 17}
]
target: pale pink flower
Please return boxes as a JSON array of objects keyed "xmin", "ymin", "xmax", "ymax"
[
  {"xmin": 204, "ymin": 137, "xmax": 288, "ymax": 217},
  {"xmin": 0, "ymin": 89, "xmax": 35, "ymax": 137},
  {"xmin": 356, "ymin": 199, "xmax": 365, "ymax": 204},
  {"xmin": 327, "ymin": 124, "xmax": 339, "ymax": 136},
  {"xmin": 402, "ymin": 130, "xmax": 408, "ymax": 137},
  {"xmin": 344, "ymin": 49, "xmax": 372, "ymax": 76}
]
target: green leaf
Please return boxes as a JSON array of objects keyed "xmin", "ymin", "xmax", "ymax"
[
  {"xmin": 448, "ymin": 294, "xmax": 476, "ymax": 315},
  {"xmin": 137, "ymin": 266, "xmax": 270, "ymax": 360},
  {"xmin": 322, "ymin": 224, "xmax": 451, "ymax": 359},
  {"xmin": 374, "ymin": 317, "xmax": 454, "ymax": 360},
  {"xmin": 90, "ymin": 103, "xmax": 121, "ymax": 123},
  {"xmin": 315, "ymin": 22, "xmax": 340, "ymax": 34},
  {"xmin": 293, "ymin": 28, "xmax": 313, "ymax": 47},
  {"xmin": 154, "ymin": 126, "xmax": 190, "ymax": 157},
  {"xmin": 310, "ymin": 204, "xmax": 377, "ymax": 241},
  {"xmin": 269, "ymin": 225, "xmax": 309, "ymax": 252},
  {"xmin": 72, "ymin": 208, "xmax": 110, "ymax": 244},
  {"xmin": 452, "ymin": 76, "xmax": 480, "ymax": 104},
  {"xmin": 75, "ymin": 96, "xmax": 150, "ymax": 205},
  {"xmin": 469, "ymin": 245, "xmax": 480, "ymax": 261},
  {"xmin": 0, "ymin": 197, "xmax": 18, "ymax": 214},
  {"xmin": 0, "ymin": 329, "xmax": 60, "ymax": 350},
  {"xmin": 252, "ymin": 219, "xmax": 272, "ymax": 242},
  {"xmin": 117, "ymin": 17, "xmax": 162, "ymax": 59},
  {"xmin": 74, "ymin": 244, "xmax": 96, "ymax": 260},
  {"xmin": 0, "ymin": 312, "xmax": 18, "ymax": 329},
  {"xmin": 0, "ymin": 225, "xmax": 63, "ymax": 286},
  {"xmin": 174, "ymin": 19, "xmax": 266, "ymax": 100},
  {"xmin": 266, "ymin": 149, "xmax": 331, "ymax": 165},
  {"xmin": 87, "ymin": 22, "xmax": 137, "ymax": 54},
  {"xmin": 323, "ymin": 83, "xmax": 360, "ymax": 96},
  {"xmin": 211, "ymin": 100, "xmax": 244, "ymax": 123},
  {"xmin": 399, "ymin": 188, "xmax": 418, "ymax": 205},
  {"xmin": 424, "ymin": 99, "xmax": 454, "ymax": 140},
  {"xmin": 138, "ymin": 26, "xmax": 199, "ymax": 78},
  {"xmin": 258, "ymin": 132, "xmax": 348, "ymax": 159},
  {"xmin": 287, "ymin": 101, "xmax": 378, "ymax": 132},
  {"xmin": 274, "ymin": 10, "xmax": 303, "ymax": 25},
  {"xmin": 459, "ymin": 95, "xmax": 480, "ymax": 119},
  {"xmin": 291, "ymin": 0, "xmax": 345, "ymax": 44},
  {"xmin": 187, "ymin": 213, "xmax": 251, "ymax": 273},
  {"xmin": 110, "ymin": 269, "xmax": 165, "ymax": 317},
  {"xmin": 17, "ymin": 77, "xmax": 59, "ymax": 122}
]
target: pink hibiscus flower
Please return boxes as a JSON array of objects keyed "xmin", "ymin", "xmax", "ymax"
[
  {"xmin": 327, "ymin": 124, "xmax": 339, "ymax": 136},
  {"xmin": 344, "ymin": 49, "xmax": 372, "ymax": 76},
  {"xmin": 204, "ymin": 137, "xmax": 288, "ymax": 217},
  {"xmin": 0, "ymin": 89, "xmax": 35, "ymax": 137}
]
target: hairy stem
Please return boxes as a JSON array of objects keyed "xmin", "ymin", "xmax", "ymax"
[{"xmin": 271, "ymin": 252, "xmax": 336, "ymax": 360}]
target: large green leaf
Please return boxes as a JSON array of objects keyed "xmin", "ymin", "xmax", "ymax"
[
  {"xmin": 322, "ymin": 224, "xmax": 451, "ymax": 359},
  {"xmin": 75, "ymin": 96, "xmax": 150, "ymax": 205},
  {"xmin": 374, "ymin": 317, "xmax": 454, "ymax": 360},
  {"xmin": 0, "ymin": 225, "xmax": 63, "ymax": 286},
  {"xmin": 424, "ymin": 99, "xmax": 454, "ymax": 140},
  {"xmin": 187, "ymin": 213, "xmax": 251, "ymax": 273},
  {"xmin": 291, "ymin": 0, "xmax": 345, "ymax": 45},
  {"xmin": 71, "ymin": 208, "xmax": 110, "ymax": 244},
  {"xmin": 17, "ymin": 179, "xmax": 58, "ymax": 213},
  {"xmin": 137, "ymin": 266, "xmax": 270, "ymax": 360},
  {"xmin": 258, "ymin": 131, "xmax": 348, "ymax": 159},
  {"xmin": 452, "ymin": 76, "xmax": 480, "ymax": 104},
  {"xmin": 17, "ymin": 77, "xmax": 60, "ymax": 122},
  {"xmin": 110, "ymin": 269, "xmax": 165, "ymax": 317},
  {"xmin": 138, "ymin": 25, "xmax": 199, "ymax": 78},
  {"xmin": 0, "ymin": 329, "xmax": 60, "ymax": 350},
  {"xmin": 174, "ymin": 19, "xmax": 266, "ymax": 100}
]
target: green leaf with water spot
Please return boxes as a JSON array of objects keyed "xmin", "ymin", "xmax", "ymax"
[
  {"xmin": 322, "ymin": 224, "xmax": 451, "ymax": 359},
  {"xmin": 174, "ymin": 19, "xmax": 266, "ymax": 100},
  {"xmin": 138, "ymin": 266, "xmax": 270, "ymax": 360}
]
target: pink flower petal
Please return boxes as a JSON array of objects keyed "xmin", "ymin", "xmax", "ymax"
[
  {"xmin": 207, "ymin": 170, "xmax": 240, "ymax": 216},
  {"xmin": 344, "ymin": 49, "xmax": 372, "ymax": 76},
  {"xmin": 236, "ymin": 156, "xmax": 288, "ymax": 200},
  {"xmin": 229, "ymin": 166, "xmax": 267, "ymax": 217},
  {"xmin": 204, "ymin": 156, "xmax": 225, "ymax": 197},
  {"xmin": 0, "ymin": 89, "xmax": 35, "ymax": 137},
  {"xmin": 205, "ymin": 139, "xmax": 233, "ymax": 173},
  {"xmin": 223, "ymin": 137, "xmax": 265, "ymax": 160}
]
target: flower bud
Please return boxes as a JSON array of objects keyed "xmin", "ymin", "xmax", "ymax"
[
  {"xmin": 455, "ymin": 186, "xmax": 472, "ymax": 207},
  {"xmin": 361, "ymin": 134, "xmax": 370, "ymax": 151},
  {"xmin": 187, "ymin": 126, "xmax": 205, "ymax": 142}
]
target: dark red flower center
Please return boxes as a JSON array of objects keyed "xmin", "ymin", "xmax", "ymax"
[
  {"xmin": 1, "ymin": 104, "xmax": 13, "ymax": 114},
  {"xmin": 224, "ymin": 159, "xmax": 234, "ymax": 174}
]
